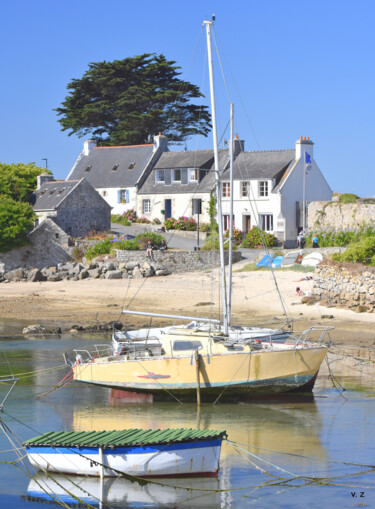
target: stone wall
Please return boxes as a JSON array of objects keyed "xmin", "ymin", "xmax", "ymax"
[
  {"xmin": 116, "ymin": 249, "xmax": 242, "ymax": 273},
  {"xmin": 311, "ymin": 263, "xmax": 375, "ymax": 313},
  {"xmin": 308, "ymin": 201, "xmax": 375, "ymax": 231}
]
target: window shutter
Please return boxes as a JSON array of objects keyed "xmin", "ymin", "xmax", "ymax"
[
  {"xmin": 126, "ymin": 190, "xmax": 129, "ymax": 203},
  {"xmin": 117, "ymin": 190, "xmax": 121, "ymax": 203}
]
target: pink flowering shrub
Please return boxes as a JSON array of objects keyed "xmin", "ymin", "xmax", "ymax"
[
  {"xmin": 123, "ymin": 209, "xmax": 137, "ymax": 222},
  {"xmin": 224, "ymin": 227, "xmax": 243, "ymax": 244},
  {"xmin": 240, "ymin": 226, "xmax": 277, "ymax": 248},
  {"xmin": 164, "ymin": 216, "xmax": 197, "ymax": 231}
]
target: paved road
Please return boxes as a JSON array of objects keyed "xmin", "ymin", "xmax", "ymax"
[{"xmin": 110, "ymin": 223, "xmax": 261, "ymax": 262}]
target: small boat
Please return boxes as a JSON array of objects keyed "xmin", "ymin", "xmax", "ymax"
[{"xmin": 23, "ymin": 428, "xmax": 226, "ymax": 478}]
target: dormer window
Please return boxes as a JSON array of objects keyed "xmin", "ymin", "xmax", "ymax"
[
  {"xmin": 128, "ymin": 163, "xmax": 136, "ymax": 170},
  {"xmin": 155, "ymin": 169, "xmax": 165, "ymax": 183},
  {"xmin": 112, "ymin": 164, "xmax": 119, "ymax": 171},
  {"xmin": 173, "ymin": 169, "xmax": 181, "ymax": 182},
  {"xmin": 189, "ymin": 169, "xmax": 199, "ymax": 182},
  {"xmin": 85, "ymin": 165, "xmax": 92, "ymax": 172}
]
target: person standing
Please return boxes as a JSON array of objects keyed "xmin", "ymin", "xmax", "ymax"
[{"xmin": 312, "ymin": 235, "xmax": 319, "ymax": 248}]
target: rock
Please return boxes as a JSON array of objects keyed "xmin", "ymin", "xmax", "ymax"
[
  {"xmin": 353, "ymin": 305, "xmax": 369, "ymax": 313},
  {"xmin": 155, "ymin": 269, "xmax": 171, "ymax": 276},
  {"xmin": 104, "ymin": 261, "xmax": 116, "ymax": 271},
  {"xmin": 27, "ymin": 268, "xmax": 44, "ymax": 282},
  {"xmin": 320, "ymin": 314, "xmax": 335, "ymax": 319},
  {"xmin": 4, "ymin": 268, "xmax": 24, "ymax": 281},
  {"xmin": 125, "ymin": 261, "xmax": 140, "ymax": 271},
  {"xmin": 87, "ymin": 268, "xmax": 102, "ymax": 279},
  {"xmin": 78, "ymin": 270, "xmax": 89, "ymax": 280},
  {"xmin": 105, "ymin": 270, "xmax": 123, "ymax": 279},
  {"xmin": 22, "ymin": 324, "xmax": 48, "ymax": 335},
  {"xmin": 132, "ymin": 266, "xmax": 143, "ymax": 278},
  {"xmin": 47, "ymin": 274, "xmax": 63, "ymax": 282}
]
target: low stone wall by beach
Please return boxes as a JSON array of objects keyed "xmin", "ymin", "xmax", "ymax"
[
  {"xmin": 312, "ymin": 263, "xmax": 375, "ymax": 313},
  {"xmin": 116, "ymin": 249, "xmax": 242, "ymax": 274}
]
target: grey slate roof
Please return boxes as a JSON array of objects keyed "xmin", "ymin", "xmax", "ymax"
[
  {"xmin": 154, "ymin": 149, "xmax": 214, "ymax": 169},
  {"xmin": 68, "ymin": 144, "xmax": 156, "ymax": 188},
  {"xmin": 220, "ymin": 149, "xmax": 295, "ymax": 182},
  {"xmin": 139, "ymin": 149, "xmax": 229, "ymax": 195},
  {"xmin": 31, "ymin": 180, "xmax": 80, "ymax": 210}
]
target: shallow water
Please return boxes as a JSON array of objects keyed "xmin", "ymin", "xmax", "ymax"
[{"xmin": 0, "ymin": 325, "xmax": 374, "ymax": 508}]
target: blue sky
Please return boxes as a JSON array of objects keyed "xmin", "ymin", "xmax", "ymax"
[{"xmin": 1, "ymin": 0, "xmax": 374, "ymax": 196}]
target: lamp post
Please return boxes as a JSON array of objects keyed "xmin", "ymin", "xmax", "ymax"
[
  {"xmin": 42, "ymin": 158, "xmax": 48, "ymax": 169},
  {"xmin": 302, "ymin": 150, "xmax": 312, "ymax": 232}
]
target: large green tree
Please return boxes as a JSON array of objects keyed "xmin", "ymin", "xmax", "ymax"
[
  {"xmin": 55, "ymin": 54, "xmax": 211, "ymax": 146},
  {"xmin": 0, "ymin": 162, "xmax": 45, "ymax": 252}
]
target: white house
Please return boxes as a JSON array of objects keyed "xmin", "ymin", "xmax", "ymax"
[
  {"xmin": 66, "ymin": 134, "xmax": 167, "ymax": 215},
  {"xmin": 220, "ymin": 137, "xmax": 332, "ymax": 247}
]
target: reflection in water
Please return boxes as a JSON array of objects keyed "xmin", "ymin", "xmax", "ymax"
[
  {"xmin": 73, "ymin": 390, "xmax": 326, "ymax": 462},
  {"xmin": 25, "ymin": 473, "xmax": 222, "ymax": 509}
]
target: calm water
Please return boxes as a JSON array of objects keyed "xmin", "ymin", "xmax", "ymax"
[{"xmin": 0, "ymin": 325, "xmax": 374, "ymax": 508}]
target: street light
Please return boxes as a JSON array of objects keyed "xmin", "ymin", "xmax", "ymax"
[
  {"xmin": 42, "ymin": 158, "xmax": 48, "ymax": 169},
  {"xmin": 302, "ymin": 150, "xmax": 312, "ymax": 232}
]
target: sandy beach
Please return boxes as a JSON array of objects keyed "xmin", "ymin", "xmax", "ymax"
[{"xmin": 1, "ymin": 262, "xmax": 375, "ymax": 346}]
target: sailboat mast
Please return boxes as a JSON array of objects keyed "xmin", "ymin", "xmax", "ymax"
[
  {"xmin": 204, "ymin": 19, "xmax": 228, "ymax": 333},
  {"xmin": 227, "ymin": 102, "xmax": 234, "ymax": 323}
]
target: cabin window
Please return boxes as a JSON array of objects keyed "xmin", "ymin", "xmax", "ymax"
[
  {"xmin": 241, "ymin": 181, "xmax": 250, "ymax": 197},
  {"xmin": 259, "ymin": 214, "xmax": 273, "ymax": 231},
  {"xmin": 222, "ymin": 182, "xmax": 230, "ymax": 198},
  {"xmin": 189, "ymin": 169, "xmax": 199, "ymax": 182},
  {"xmin": 155, "ymin": 170, "xmax": 165, "ymax": 183},
  {"xmin": 102, "ymin": 190, "xmax": 107, "ymax": 197},
  {"xmin": 259, "ymin": 181, "xmax": 268, "ymax": 197},
  {"xmin": 173, "ymin": 169, "xmax": 181, "ymax": 182},
  {"xmin": 173, "ymin": 340, "xmax": 203, "ymax": 351},
  {"xmin": 142, "ymin": 199, "xmax": 151, "ymax": 214}
]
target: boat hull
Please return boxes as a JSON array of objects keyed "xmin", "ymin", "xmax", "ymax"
[
  {"xmin": 26, "ymin": 440, "xmax": 222, "ymax": 477},
  {"xmin": 73, "ymin": 346, "xmax": 327, "ymax": 402}
]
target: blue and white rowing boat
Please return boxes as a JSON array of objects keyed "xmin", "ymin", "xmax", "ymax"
[{"xmin": 23, "ymin": 428, "xmax": 226, "ymax": 478}]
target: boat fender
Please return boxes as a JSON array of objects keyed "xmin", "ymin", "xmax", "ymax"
[{"xmin": 75, "ymin": 354, "xmax": 83, "ymax": 365}]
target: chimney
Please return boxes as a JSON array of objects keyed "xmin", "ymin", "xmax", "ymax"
[
  {"xmin": 295, "ymin": 136, "xmax": 314, "ymax": 160},
  {"xmin": 37, "ymin": 172, "xmax": 54, "ymax": 190},
  {"xmin": 233, "ymin": 134, "xmax": 244, "ymax": 156},
  {"xmin": 83, "ymin": 139, "xmax": 96, "ymax": 156},
  {"xmin": 153, "ymin": 133, "xmax": 168, "ymax": 152}
]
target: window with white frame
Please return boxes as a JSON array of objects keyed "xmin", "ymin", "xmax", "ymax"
[
  {"xmin": 241, "ymin": 181, "xmax": 250, "ymax": 197},
  {"xmin": 259, "ymin": 214, "xmax": 273, "ymax": 231},
  {"xmin": 119, "ymin": 189, "xmax": 129, "ymax": 203},
  {"xmin": 259, "ymin": 181, "xmax": 268, "ymax": 197},
  {"xmin": 189, "ymin": 168, "xmax": 199, "ymax": 182},
  {"xmin": 142, "ymin": 199, "xmax": 151, "ymax": 214},
  {"xmin": 155, "ymin": 169, "xmax": 165, "ymax": 183},
  {"xmin": 222, "ymin": 182, "xmax": 230, "ymax": 198},
  {"xmin": 173, "ymin": 169, "xmax": 181, "ymax": 182}
]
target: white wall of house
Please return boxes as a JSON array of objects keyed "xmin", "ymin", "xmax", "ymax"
[
  {"xmin": 137, "ymin": 193, "xmax": 211, "ymax": 223},
  {"xmin": 221, "ymin": 179, "xmax": 281, "ymax": 234},
  {"xmin": 97, "ymin": 186, "xmax": 138, "ymax": 215},
  {"xmin": 279, "ymin": 139, "xmax": 332, "ymax": 245}
]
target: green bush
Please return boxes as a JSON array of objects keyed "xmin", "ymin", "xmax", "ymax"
[
  {"xmin": 331, "ymin": 236, "xmax": 375, "ymax": 265},
  {"xmin": 134, "ymin": 232, "xmax": 165, "ymax": 249},
  {"xmin": 338, "ymin": 193, "xmax": 358, "ymax": 204},
  {"xmin": 224, "ymin": 227, "xmax": 243, "ymax": 245},
  {"xmin": 201, "ymin": 233, "xmax": 230, "ymax": 250},
  {"xmin": 0, "ymin": 196, "xmax": 35, "ymax": 252},
  {"xmin": 240, "ymin": 226, "xmax": 277, "ymax": 249},
  {"xmin": 85, "ymin": 239, "xmax": 113, "ymax": 260}
]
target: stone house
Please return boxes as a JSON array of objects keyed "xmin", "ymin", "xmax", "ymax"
[
  {"xmin": 32, "ymin": 176, "xmax": 112, "ymax": 237},
  {"xmin": 220, "ymin": 137, "xmax": 332, "ymax": 246},
  {"xmin": 66, "ymin": 134, "xmax": 167, "ymax": 215}
]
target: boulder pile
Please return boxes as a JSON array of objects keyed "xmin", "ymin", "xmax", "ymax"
[{"xmin": 0, "ymin": 258, "xmax": 171, "ymax": 283}]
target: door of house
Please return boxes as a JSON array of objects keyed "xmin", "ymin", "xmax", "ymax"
[
  {"xmin": 165, "ymin": 199, "xmax": 172, "ymax": 219},
  {"xmin": 243, "ymin": 215, "xmax": 251, "ymax": 234}
]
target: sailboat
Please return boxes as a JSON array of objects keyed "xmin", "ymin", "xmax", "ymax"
[{"xmin": 69, "ymin": 19, "xmax": 331, "ymax": 402}]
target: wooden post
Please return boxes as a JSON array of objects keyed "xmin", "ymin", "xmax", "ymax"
[{"xmin": 195, "ymin": 349, "xmax": 201, "ymax": 406}]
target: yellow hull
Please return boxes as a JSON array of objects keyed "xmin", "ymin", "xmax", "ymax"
[{"xmin": 73, "ymin": 345, "xmax": 327, "ymax": 402}]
